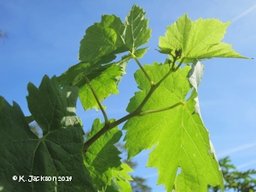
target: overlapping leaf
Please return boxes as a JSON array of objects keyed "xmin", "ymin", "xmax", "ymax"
[
  {"xmin": 58, "ymin": 5, "xmax": 151, "ymax": 110},
  {"xmin": 159, "ymin": 15, "xmax": 246, "ymax": 62},
  {"xmin": 124, "ymin": 5, "xmax": 151, "ymax": 53},
  {"xmin": 105, "ymin": 164, "xmax": 132, "ymax": 192},
  {"xmin": 124, "ymin": 63, "xmax": 223, "ymax": 191},
  {"xmin": 79, "ymin": 15, "xmax": 126, "ymax": 65},
  {"xmin": 78, "ymin": 62, "xmax": 126, "ymax": 110},
  {"xmin": 58, "ymin": 60, "xmax": 127, "ymax": 110},
  {"xmin": 84, "ymin": 119, "xmax": 132, "ymax": 191},
  {"xmin": 0, "ymin": 76, "xmax": 95, "ymax": 192},
  {"xmin": 58, "ymin": 13, "xmax": 128, "ymax": 110}
]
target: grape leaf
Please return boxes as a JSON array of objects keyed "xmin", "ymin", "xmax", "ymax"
[
  {"xmin": 60, "ymin": 14, "xmax": 128, "ymax": 110},
  {"xmin": 105, "ymin": 164, "xmax": 133, "ymax": 192},
  {"xmin": 57, "ymin": 62, "xmax": 110, "ymax": 88},
  {"xmin": 27, "ymin": 76, "xmax": 81, "ymax": 133},
  {"xmin": 58, "ymin": 6, "xmax": 151, "ymax": 110},
  {"xmin": 159, "ymin": 15, "xmax": 246, "ymax": 62},
  {"xmin": 79, "ymin": 62, "xmax": 127, "ymax": 110},
  {"xmin": 124, "ymin": 5, "xmax": 151, "ymax": 53},
  {"xmin": 84, "ymin": 119, "xmax": 132, "ymax": 191},
  {"xmin": 0, "ymin": 76, "xmax": 95, "ymax": 192},
  {"xmin": 79, "ymin": 15, "xmax": 126, "ymax": 64},
  {"xmin": 58, "ymin": 59, "xmax": 127, "ymax": 110},
  {"xmin": 124, "ymin": 63, "xmax": 223, "ymax": 191},
  {"xmin": 175, "ymin": 172, "xmax": 201, "ymax": 192}
]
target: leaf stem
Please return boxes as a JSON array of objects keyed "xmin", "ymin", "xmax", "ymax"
[
  {"xmin": 83, "ymin": 123, "xmax": 110, "ymax": 153},
  {"xmin": 132, "ymin": 58, "xmax": 179, "ymax": 113},
  {"xmin": 83, "ymin": 101, "xmax": 183, "ymax": 153},
  {"xmin": 85, "ymin": 77, "xmax": 109, "ymax": 123},
  {"xmin": 133, "ymin": 56, "xmax": 153, "ymax": 85},
  {"xmin": 139, "ymin": 101, "xmax": 184, "ymax": 116},
  {"xmin": 174, "ymin": 58, "xmax": 185, "ymax": 71}
]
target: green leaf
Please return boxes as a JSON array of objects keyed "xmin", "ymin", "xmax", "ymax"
[
  {"xmin": 79, "ymin": 62, "xmax": 126, "ymax": 110},
  {"xmin": 124, "ymin": 63, "xmax": 223, "ymax": 191},
  {"xmin": 57, "ymin": 62, "xmax": 109, "ymax": 88},
  {"xmin": 27, "ymin": 76, "xmax": 81, "ymax": 133},
  {"xmin": 0, "ymin": 77, "xmax": 95, "ymax": 192},
  {"xmin": 57, "ymin": 59, "xmax": 127, "ymax": 110},
  {"xmin": 133, "ymin": 47, "xmax": 149, "ymax": 58},
  {"xmin": 84, "ymin": 119, "xmax": 132, "ymax": 191},
  {"xmin": 79, "ymin": 15, "xmax": 126, "ymax": 64},
  {"xmin": 175, "ymin": 172, "xmax": 202, "ymax": 192},
  {"xmin": 58, "ymin": 6, "xmax": 151, "ymax": 110},
  {"xmin": 124, "ymin": 5, "xmax": 151, "ymax": 53},
  {"xmin": 159, "ymin": 15, "xmax": 246, "ymax": 62},
  {"xmin": 71, "ymin": 15, "xmax": 128, "ymax": 110},
  {"xmin": 105, "ymin": 164, "xmax": 133, "ymax": 192}
]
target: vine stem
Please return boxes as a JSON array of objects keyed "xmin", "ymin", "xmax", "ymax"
[
  {"xmin": 85, "ymin": 77, "xmax": 109, "ymax": 123},
  {"xmin": 139, "ymin": 101, "xmax": 184, "ymax": 116},
  {"xmin": 83, "ymin": 55, "xmax": 184, "ymax": 153},
  {"xmin": 174, "ymin": 58, "xmax": 185, "ymax": 71},
  {"xmin": 133, "ymin": 57, "xmax": 154, "ymax": 85},
  {"xmin": 83, "ymin": 101, "xmax": 183, "ymax": 153}
]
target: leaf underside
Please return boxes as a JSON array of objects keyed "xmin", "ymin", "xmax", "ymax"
[
  {"xmin": 58, "ymin": 5, "xmax": 151, "ymax": 110},
  {"xmin": 124, "ymin": 64, "xmax": 223, "ymax": 191},
  {"xmin": 159, "ymin": 15, "xmax": 246, "ymax": 62}
]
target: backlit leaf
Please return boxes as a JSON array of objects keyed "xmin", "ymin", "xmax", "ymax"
[
  {"xmin": 58, "ymin": 6, "xmax": 150, "ymax": 110},
  {"xmin": 79, "ymin": 62, "xmax": 126, "ymax": 110},
  {"xmin": 124, "ymin": 5, "xmax": 151, "ymax": 53},
  {"xmin": 159, "ymin": 15, "xmax": 246, "ymax": 62},
  {"xmin": 124, "ymin": 63, "xmax": 223, "ymax": 191}
]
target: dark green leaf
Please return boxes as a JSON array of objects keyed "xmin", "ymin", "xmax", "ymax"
[
  {"xmin": 0, "ymin": 77, "xmax": 95, "ymax": 192},
  {"xmin": 84, "ymin": 119, "xmax": 132, "ymax": 191}
]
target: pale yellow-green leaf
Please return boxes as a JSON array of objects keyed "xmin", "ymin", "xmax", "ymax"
[
  {"xmin": 159, "ymin": 15, "xmax": 246, "ymax": 62},
  {"xmin": 124, "ymin": 63, "xmax": 223, "ymax": 191}
]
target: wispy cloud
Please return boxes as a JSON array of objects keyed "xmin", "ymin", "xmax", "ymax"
[
  {"xmin": 237, "ymin": 160, "xmax": 256, "ymax": 170},
  {"xmin": 231, "ymin": 3, "xmax": 256, "ymax": 23},
  {"xmin": 218, "ymin": 142, "xmax": 256, "ymax": 158}
]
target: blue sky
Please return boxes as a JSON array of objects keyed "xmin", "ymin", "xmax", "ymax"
[{"xmin": 0, "ymin": 0, "xmax": 256, "ymax": 191}]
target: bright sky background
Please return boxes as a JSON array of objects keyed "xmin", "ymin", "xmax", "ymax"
[{"xmin": 0, "ymin": 0, "xmax": 256, "ymax": 191}]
